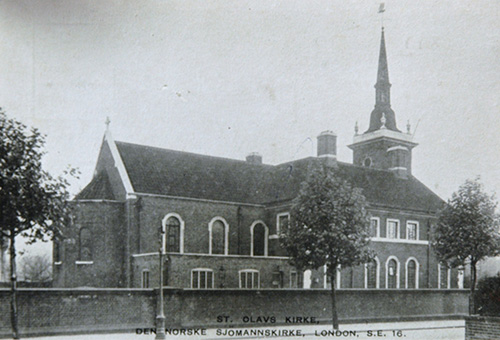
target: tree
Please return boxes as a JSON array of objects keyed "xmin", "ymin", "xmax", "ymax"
[
  {"xmin": 19, "ymin": 254, "xmax": 52, "ymax": 282},
  {"xmin": 0, "ymin": 110, "xmax": 75, "ymax": 339},
  {"xmin": 433, "ymin": 178, "xmax": 500, "ymax": 314},
  {"xmin": 280, "ymin": 163, "xmax": 373, "ymax": 329}
]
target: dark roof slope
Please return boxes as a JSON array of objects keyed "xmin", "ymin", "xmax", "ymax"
[
  {"xmin": 75, "ymin": 171, "xmax": 115, "ymax": 200},
  {"xmin": 109, "ymin": 141, "xmax": 443, "ymax": 213}
]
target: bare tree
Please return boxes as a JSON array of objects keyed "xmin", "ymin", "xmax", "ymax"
[{"xmin": 19, "ymin": 255, "xmax": 52, "ymax": 282}]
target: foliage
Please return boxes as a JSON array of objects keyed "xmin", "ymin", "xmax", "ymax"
[
  {"xmin": 433, "ymin": 178, "xmax": 500, "ymax": 293},
  {"xmin": 281, "ymin": 162, "xmax": 373, "ymax": 271},
  {"xmin": 280, "ymin": 162, "xmax": 373, "ymax": 328},
  {"xmin": 0, "ymin": 109, "xmax": 76, "ymax": 338},
  {"xmin": 19, "ymin": 255, "xmax": 52, "ymax": 282},
  {"xmin": 475, "ymin": 275, "xmax": 500, "ymax": 316}
]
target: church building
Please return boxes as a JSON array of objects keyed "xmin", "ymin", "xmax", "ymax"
[{"xmin": 53, "ymin": 29, "xmax": 462, "ymax": 290}]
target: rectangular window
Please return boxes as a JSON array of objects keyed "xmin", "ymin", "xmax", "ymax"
[
  {"xmin": 239, "ymin": 270, "xmax": 259, "ymax": 289},
  {"xmin": 290, "ymin": 271, "xmax": 303, "ymax": 288},
  {"xmin": 277, "ymin": 213, "xmax": 290, "ymax": 235},
  {"xmin": 407, "ymin": 221, "xmax": 418, "ymax": 240},
  {"xmin": 191, "ymin": 269, "xmax": 213, "ymax": 289},
  {"xmin": 386, "ymin": 220, "xmax": 399, "ymax": 239},
  {"xmin": 142, "ymin": 270, "xmax": 150, "ymax": 288},
  {"xmin": 370, "ymin": 217, "xmax": 380, "ymax": 237}
]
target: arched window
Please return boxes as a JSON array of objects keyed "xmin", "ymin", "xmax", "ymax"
[
  {"xmin": 209, "ymin": 218, "xmax": 228, "ymax": 255},
  {"xmin": 162, "ymin": 214, "xmax": 184, "ymax": 253},
  {"xmin": 365, "ymin": 257, "xmax": 380, "ymax": 288},
  {"xmin": 406, "ymin": 258, "xmax": 419, "ymax": 289},
  {"xmin": 386, "ymin": 256, "xmax": 400, "ymax": 289},
  {"xmin": 250, "ymin": 221, "xmax": 268, "ymax": 256},
  {"xmin": 79, "ymin": 227, "xmax": 92, "ymax": 261}
]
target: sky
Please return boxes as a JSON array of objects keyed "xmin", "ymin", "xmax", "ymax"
[{"xmin": 1, "ymin": 1, "xmax": 499, "ymax": 256}]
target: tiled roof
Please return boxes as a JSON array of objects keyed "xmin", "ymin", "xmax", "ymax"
[
  {"xmin": 91, "ymin": 141, "xmax": 442, "ymax": 212},
  {"xmin": 76, "ymin": 141, "xmax": 443, "ymax": 213},
  {"xmin": 75, "ymin": 171, "xmax": 115, "ymax": 200}
]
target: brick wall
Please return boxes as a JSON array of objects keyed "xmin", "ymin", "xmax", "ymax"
[
  {"xmin": 466, "ymin": 316, "xmax": 500, "ymax": 340},
  {"xmin": 0, "ymin": 288, "xmax": 467, "ymax": 337}
]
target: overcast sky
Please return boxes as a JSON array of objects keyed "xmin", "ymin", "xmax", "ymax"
[{"xmin": 1, "ymin": 1, "xmax": 499, "ymax": 254}]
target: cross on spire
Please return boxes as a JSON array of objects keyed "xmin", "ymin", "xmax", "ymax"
[{"xmin": 105, "ymin": 116, "xmax": 111, "ymax": 131}]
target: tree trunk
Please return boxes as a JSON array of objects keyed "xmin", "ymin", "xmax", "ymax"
[
  {"xmin": 330, "ymin": 269, "xmax": 339, "ymax": 329},
  {"xmin": 470, "ymin": 261, "xmax": 477, "ymax": 315},
  {"xmin": 9, "ymin": 233, "xmax": 19, "ymax": 339}
]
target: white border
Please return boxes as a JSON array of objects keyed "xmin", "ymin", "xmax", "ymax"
[
  {"xmin": 250, "ymin": 220, "xmax": 269, "ymax": 256},
  {"xmin": 405, "ymin": 257, "xmax": 419, "ymax": 289},
  {"xmin": 208, "ymin": 217, "xmax": 229, "ymax": 255},
  {"xmin": 162, "ymin": 213, "xmax": 185, "ymax": 254},
  {"xmin": 385, "ymin": 256, "xmax": 400, "ymax": 289},
  {"xmin": 406, "ymin": 220, "xmax": 419, "ymax": 241},
  {"xmin": 191, "ymin": 268, "xmax": 214, "ymax": 289},
  {"xmin": 364, "ymin": 257, "xmax": 380, "ymax": 288},
  {"xmin": 238, "ymin": 269, "xmax": 260, "ymax": 289},
  {"xmin": 386, "ymin": 218, "xmax": 400, "ymax": 239}
]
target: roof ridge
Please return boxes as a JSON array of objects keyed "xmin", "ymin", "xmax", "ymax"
[{"xmin": 115, "ymin": 140, "xmax": 275, "ymax": 168}]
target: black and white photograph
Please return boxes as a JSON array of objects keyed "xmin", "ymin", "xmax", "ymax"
[{"xmin": 0, "ymin": 1, "xmax": 499, "ymax": 339}]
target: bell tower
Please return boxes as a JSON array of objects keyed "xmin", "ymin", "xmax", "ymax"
[{"xmin": 348, "ymin": 28, "xmax": 417, "ymax": 178}]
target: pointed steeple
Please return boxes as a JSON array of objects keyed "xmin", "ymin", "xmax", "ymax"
[{"xmin": 365, "ymin": 28, "xmax": 400, "ymax": 133}]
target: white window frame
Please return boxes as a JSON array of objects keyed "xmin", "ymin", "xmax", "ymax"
[
  {"xmin": 162, "ymin": 213, "xmax": 185, "ymax": 254},
  {"xmin": 141, "ymin": 270, "xmax": 150, "ymax": 288},
  {"xmin": 364, "ymin": 257, "xmax": 380, "ymax": 289},
  {"xmin": 405, "ymin": 257, "xmax": 419, "ymax": 289},
  {"xmin": 322, "ymin": 264, "xmax": 341, "ymax": 289},
  {"xmin": 385, "ymin": 256, "xmax": 400, "ymax": 289},
  {"xmin": 276, "ymin": 212, "xmax": 290, "ymax": 235},
  {"xmin": 239, "ymin": 269, "xmax": 260, "ymax": 289},
  {"xmin": 370, "ymin": 217, "xmax": 381, "ymax": 238},
  {"xmin": 406, "ymin": 220, "xmax": 419, "ymax": 241},
  {"xmin": 191, "ymin": 268, "xmax": 214, "ymax": 289},
  {"xmin": 208, "ymin": 217, "xmax": 229, "ymax": 255},
  {"xmin": 438, "ymin": 263, "xmax": 451, "ymax": 289},
  {"xmin": 386, "ymin": 219, "xmax": 400, "ymax": 239},
  {"xmin": 250, "ymin": 221, "xmax": 269, "ymax": 256}
]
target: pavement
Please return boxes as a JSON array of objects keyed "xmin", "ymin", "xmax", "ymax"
[{"xmin": 9, "ymin": 319, "xmax": 466, "ymax": 340}]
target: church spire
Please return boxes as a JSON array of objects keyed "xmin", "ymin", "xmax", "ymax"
[{"xmin": 366, "ymin": 28, "xmax": 400, "ymax": 133}]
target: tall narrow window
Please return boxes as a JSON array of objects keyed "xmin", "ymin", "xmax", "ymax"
[
  {"xmin": 142, "ymin": 270, "xmax": 150, "ymax": 288},
  {"xmin": 290, "ymin": 271, "xmax": 304, "ymax": 288},
  {"xmin": 211, "ymin": 220, "xmax": 225, "ymax": 255},
  {"xmin": 386, "ymin": 220, "xmax": 399, "ymax": 239},
  {"xmin": 365, "ymin": 258, "xmax": 379, "ymax": 288},
  {"xmin": 438, "ymin": 263, "xmax": 450, "ymax": 289},
  {"xmin": 406, "ymin": 221, "xmax": 418, "ymax": 240},
  {"xmin": 252, "ymin": 222, "xmax": 267, "ymax": 256},
  {"xmin": 386, "ymin": 257, "xmax": 399, "ymax": 288},
  {"xmin": 277, "ymin": 213, "xmax": 290, "ymax": 235},
  {"xmin": 406, "ymin": 259, "xmax": 418, "ymax": 288},
  {"xmin": 79, "ymin": 227, "xmax": 92, "ymax": 261},
  {"xmin": 370, "ymin": 217, "xmax": 380, "ymax": 238},
  {"xmin": 239, "ymin": 270, "xmax": 259, "ymax": 289},
  {"xmin": 166, "ymin": 216, "xmax": 180, "ymax": 253},
  {"xmin": 191, "ymin": 269, "xmax": 214, "ymax": 289}
]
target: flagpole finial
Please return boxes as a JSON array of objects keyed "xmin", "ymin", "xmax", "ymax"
[
  {"xmin": 105, "ymin": 116, "xmax": 111, "ymax": 131},
  {"xmin": 378, "ymin": 3, "xmax": 385, "ymax": 29}
]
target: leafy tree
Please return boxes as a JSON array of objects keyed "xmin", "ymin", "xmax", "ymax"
[
  {"xmin": 433, "ymin": 178, "xmax": 500, "ymax": 313},
  {"xmin": 19, "ymin": 254, "xmax": 52, "ymax": 282},
  {"xmin": 0, "ymin": 110, "xmax": 75, "ymax": 339},
  {"xmin": 280, "ymin": 163, "xmax": 373, "ymax": 329}
]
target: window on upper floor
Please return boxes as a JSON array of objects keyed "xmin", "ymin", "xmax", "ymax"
[
  {"xmin": 406, "ymin": 221, "xmax": 418, "ymax": 240},
  {"xmin": 210, "ymin": 219, "xmax": 227, "ymax": 255},
  {"xmin": 142, "ymin": 270, "xmax": 150, "ymax": 288},
  {"xmin": 239, "ymin": 269, "xmax": 259, "ymax": 289},
  {"xmin": 251, "ymin": 222, "xmax": 268, "ymax": 256},
  {"xmin": 277, "ymin": 213, "xmax": 290, "ymax": 235},
  {"xmin": 165, "ymin": 216, "xmax": 181, "ymax": 253},
  {"xmin": 370, "ymin": 217, "xmax": 380, "ymax": 238},
  {"xmin": 191, "ymin": 269, "xmax": 214, "ymax": 289},
  {"xmin": 386, "ymin": 219, "xmax": 399, "ymax": 239},
  {"xmin": 79, "ymin": 227, "xmax": 92, "ymax": 261}
]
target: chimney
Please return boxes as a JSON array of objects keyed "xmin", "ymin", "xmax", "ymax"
[
  {"xmin": 317, "ymin": 130, "xmax": 337, "ymax": 157},
  {"xmin": 246, "ymin": 152, "xmax": 262, "ymax": 165}
]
